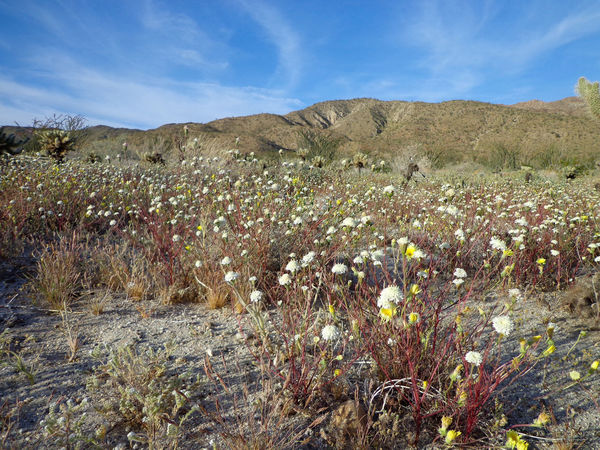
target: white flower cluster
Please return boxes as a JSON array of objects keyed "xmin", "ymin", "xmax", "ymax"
[
  {"xmin": 492, "ymin": 315, "xmax": 514, "ymax": 336},
  {"xmin": 378, "ymin": 285, "xmax": 403, "ymax": 309}
]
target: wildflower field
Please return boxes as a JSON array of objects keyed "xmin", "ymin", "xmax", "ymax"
[{"xmin": 1, "ymin": 151, "xmax": 599, "ymax": 449}]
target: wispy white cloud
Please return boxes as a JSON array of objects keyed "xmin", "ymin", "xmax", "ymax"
[
  {"xmin": 236, "ymin": 0, "xmax": 303, "ymax": 88},
  {"xmin": 397, "ymin": 1, "xmax": 600, "ymax": 98},
  {"xmin": 0, "ymin": 55, "xmax": 303, "ymax": 129},
  {"xmin": 508, "ymin": 10, "xmax": 600, "ymax": 64},
  {"xmin": 138, "ymin": 0, "xmax": 231, "ymax": 73}
]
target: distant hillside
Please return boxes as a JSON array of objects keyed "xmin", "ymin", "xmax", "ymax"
[{"xmin": 5, "ymin": 96, "xmax": 600, "ymax": 169}]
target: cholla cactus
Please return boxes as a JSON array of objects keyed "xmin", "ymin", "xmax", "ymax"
[
  {"xmin": 36, "ymin": 129, "xmax": 74, "ymax": 162},
  {"xmin": 86, "ymin": 152, "xmax": 100, "ymax": 164},
  {"xmin": 312, "ymin": 155, "xmax": 325, "ymax": 168},
  {"xmin": 0, "ymin": 127, "xmax": 28, "ymax": 156},
  {"xmin": 576, "ymin": 77, "xmax": 600, "ymax": 120},
  {"xmin": 145, "ymin": 152, "xmax": 165, "ymax": 165},
  {"xmin": 352, "ymin": 152, "xmax": 369, "ymax": 174},
  {"xmin": 296, "ymin": 147, "xmax": 309, "ymax": 161}
]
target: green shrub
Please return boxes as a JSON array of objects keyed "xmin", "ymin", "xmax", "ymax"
[{"xmin": 296, "ymin": 129, "xmax": 342, "ymax": 164}]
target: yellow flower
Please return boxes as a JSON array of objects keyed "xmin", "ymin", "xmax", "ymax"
[
  {"xmin": 536, "ymin": 258, "xmax": 546, "ymax": 265},
  {"xmin": 501, "ymin": 263, "xmax": 515, "ymax": 277},
  {"xmin": 450, "ymin": 364, "xmax": 463, "ymax": 382},
  {"xmin": 590, "ymin": 360, "xmax": 599, "ymax": 371},
  {"xmin": 409, "ymin": 283, "xmax": 421, "ymax": 296},
  {"xmin": 408, "ymin": 312, "xmax": 420, "ymax": 324},
  {"xmin": 379, "ymin": 306, "xmax": 397, "ymax": 322},
  {"xmin": 503, "ymin": 249, "xmax": 514, "ymax": 257},
  {"xmin": 440, "ymin": 415, "xmax": 452, "ymax": 432},
  {"xmin": 445, "ymin": 429, "xmax": 461, "ymax": 444},
  {"xmin": 533, "ymin": 411, "xmax": 550, "ymax": 427},
  {"xmin": 506, "ymin": 430, "xmax": 528, "ymax": 449},
  {"xmin": 328, "ymin": 303, "xmax": 335, "ymax": 317},
  {"xmin": 542, "ymin": 344, "xmax": 556, "ymax": 357}
]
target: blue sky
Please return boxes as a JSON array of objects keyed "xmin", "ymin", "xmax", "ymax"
[{"xmin": 1, "ymin": 0, "xmax": 599, "ymax": 129}]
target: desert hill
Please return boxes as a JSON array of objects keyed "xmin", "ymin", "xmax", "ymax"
[{"xmin": 7, "ymin": 96, "xmax": 600, "ymax": 168}]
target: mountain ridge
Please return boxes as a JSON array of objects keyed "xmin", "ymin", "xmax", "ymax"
[{"xmin": 5, "ymin": 96, "xmax": 599, "ymax": 168}]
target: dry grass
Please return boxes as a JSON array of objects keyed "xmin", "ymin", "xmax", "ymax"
[{"xmin": 31, "ymin": 235, "xmax": 82, "ymax": 311}]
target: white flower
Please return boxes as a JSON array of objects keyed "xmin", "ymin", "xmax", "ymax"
[
  {"xmin": 452, "ymin": 278, "xmax": 465, "ymax": 287},
  {"xmin": 224, "ymin": 271, "xmax": 239, "ymax": 283},
  {"xmin": 378, "ymin": 285, "xmax": 403, "ymax": 308},
  {"xmin": 490, "ymin": 237, "xmax": 507, "ymax": 252},
  {"xmin": 508, "ymin": 288, "xmax": 522, "ymax": 300},
  {"xmin": 341, "ymin": 217, "xmax": 357, "ymax": 228},
  {"xmin": 302, "ymin": 251, "xmax": 316, "ymax": 266},
  {"xmin": 465, "ymin": 351, "xmax": 483, "ymax": 366},
  {"xmin": 172, "ymin": 234, "xmax": 181, "ymax": 242},
  {"xmin": 285, "ymin": 259, "xmax": 300, "ymax": 273},
  {"xmin": 397, "ymin": 237, "xmax": 409, "ymax": 247},
  {"xmin": 492, "ymin": 315, "xmax": 514, "ymax": 336},
  {"xmin": 321, "ymin": 324, "xmax": 340, "ymax": 341},
  {"xmin": 383, "ymin": 185, "xmax": 395, "ymax": 195},
  {"xmin": 220, "ymin": 256, "xmax": 232, "ymax": 266},
  {"xmin": 331, "ymin": 263, "xmax": 347, "ymax": 275},
  {"xmin": 278, "ymin": 273, "xmax": 292, "ymax": 286},
  {"xmin": 371, "ymin": 249, "xmax": 385, "ymax": 262},
  {"xmin": 194, "ymin": 260, "xmax": 202, "ymax": 268},
  {"xmin": 353, "ymin": 255, "xmax": 364, "ymax": 265},
  {"xmin": 250, "ymin": 290, "xmax": 263, "ymax": 303},
  {"xmin": 109, "ymin": 219, "xmax": 117, "ymax": 226},
  {"xmin": 453, "ymin": 268, "xmax": 467, "ymax": 278},
  {"xmin": 550, "ymin": 249, "xmax": 560, "ymax": 256}
]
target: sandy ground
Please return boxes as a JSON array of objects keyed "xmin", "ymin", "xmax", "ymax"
[{"xmin": 1, "ymin": 255, "xmax": 599, "ymax": 449}]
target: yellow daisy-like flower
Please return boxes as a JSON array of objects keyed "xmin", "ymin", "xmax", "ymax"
[
  {"xmin": 409, "ymin": 283, "xmax": 421, "ymax": 296},
  {"xmin": 536, "ymin": 258, "xmax": 546, "ymax": 265},
  {"xmin": 542, "ymin": 343, "xmax": 556, "ymax": 357},
  {"xmin": 445, "ymin": 429, "xmax": 461, "ymax": 444},
  {"xmin": 590, "ymin": 360, "xmax": 599, "ymax": 371},
  {"xmin": 506, "ymin": 430, "xmax": 528, "ymax": 449},
  {"xmin": 405, "ymin": 244, "xmax": 416, "ymax": 259},
  {"xmin": 379, "ymin": 306, "xmax": 397, "ymax": 322}
]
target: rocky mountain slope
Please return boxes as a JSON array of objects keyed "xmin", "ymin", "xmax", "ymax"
[{"xmin": 7, "ymin": 96, "xmax": 600, "ymax": 167}]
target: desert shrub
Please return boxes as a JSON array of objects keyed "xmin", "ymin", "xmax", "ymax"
[
  {"xmin": 480, "ymin": 143, "xmax": 521, "ymax": 170},
  {"xmin": 86, "ymin": 343, "xmax": 201, "ymax": 448},
  {"xmin": 297, "ymin": 129, "xmax": 342, "ymax": 164},
  {"xmin": 0, "ymin": 128, "xmax": 28, "ymax": 157}
]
